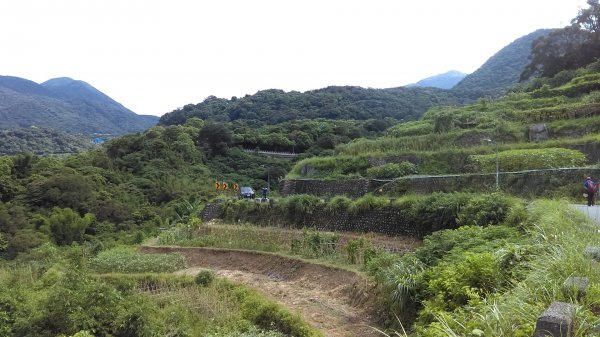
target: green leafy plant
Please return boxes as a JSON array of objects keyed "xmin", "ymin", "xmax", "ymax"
[
  {"xmin": 344, "ymin": 238, "xmax": 364, "ymax": 264},
  {"xmin": 366, "ymin": 162, "xmax": 418, "ymax": 179},
  {"xmin": 469, "ymin": 148, "xmax": 586, "ymax": 172},
  {"xmin": 195, "ymin": 269, "xmax": 215, "ymax": 287}
]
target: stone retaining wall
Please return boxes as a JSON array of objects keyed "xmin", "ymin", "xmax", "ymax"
[
  {"xmin": 200, "ymin": 203, "xmax": 223, "ymax": 222},
  {"xmin": 282, "ymin": 168, "xmax": 600, "ymax": 199},
  {"xmin": 280, "ymin": 179, "xmax": 387, "ymax": 198},
  {"xmin": 296, "ymin": 208, "xmax": 439, "ymax": 237},
  {"xmin": 382, "ymin": 168, "xmax": 600, "ymax": 198},
  {"xmin": 210, "ymin": 203, "xmax": 447, "ymax": 238}
]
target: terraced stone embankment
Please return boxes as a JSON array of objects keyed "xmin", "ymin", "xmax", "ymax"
[{"xmin": 141, "ymin": 246, "xmax": 383, "ymax": 337}]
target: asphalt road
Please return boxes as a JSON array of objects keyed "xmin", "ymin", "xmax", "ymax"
[{"xmin": 572, "ymin": 204, "xmax": 600, "ymax": 226}]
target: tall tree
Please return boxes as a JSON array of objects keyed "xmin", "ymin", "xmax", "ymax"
[
  {"xmin": 573, "ymin": 0, "xmax": 600, "ymax": 33},
  {"xmin": 521, "ymin": 0, "xmax": 600, "ymax": 80}
]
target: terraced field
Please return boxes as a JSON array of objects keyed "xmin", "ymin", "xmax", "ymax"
[{"xmin": 142, "ymin": 226, "xmax": 421, "ymax": 337}]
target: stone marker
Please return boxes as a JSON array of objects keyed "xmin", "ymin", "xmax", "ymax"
[
  {"xmin": 533, "ymin": 301, "xmax": 576, "ymax": 337},
  {"xmin": 562, "ymin": 276, "xmax": 590, "ymax": 300},
  {"xmin": 529, "ymin": 123, "xmax": 549, "ymax": 142},
  {"xmin": 584, "ymin": 246, "xmax": 600, "ymax": 261}
]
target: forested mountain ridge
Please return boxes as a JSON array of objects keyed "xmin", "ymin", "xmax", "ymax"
[
  {"xmin": 1, "ymin": 3, "xmax": 600, "ymax": 335},
  {"xmin": 0, "ymin": 76, "xmax": 158, "ymax": 135},
  {"xmin": 159, "ymin": 86, "xmax": 466, "ymax": 126},
  {"xmin": 451, "ymin": 29, "xmax": 552, "ymax": 98},
  {"xmin": 159, "ymin": 29, "xmax": 554, "ymax": 127}
]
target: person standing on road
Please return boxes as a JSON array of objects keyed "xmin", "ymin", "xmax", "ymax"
[{"xmin": 584, "ymin": 176, "xmax": 597, "ymax": 206}]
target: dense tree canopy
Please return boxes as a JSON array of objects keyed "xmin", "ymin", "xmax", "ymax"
[
  {"xmin": 521, "ymin": 0, "xmax": 600, "ymax": 80},
  {"xmin": 0, "ymin": 127, "xmax": 94, "ymax": 155},
  {"xmin": 159, "ymin": 86, "xmax": 464, "ymax": 127}
]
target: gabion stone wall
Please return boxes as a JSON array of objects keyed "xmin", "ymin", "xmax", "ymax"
[
  {"xmin": 379, "ymin": 168, "xmax": 600, "ymax": 198},
  {"xmin": 295, "ymin": 208, "xmax": 441, "ymax": 237},
  {"xmin": 205, "ymin": 203, "xmax": 447, "ymax": 238},
  {"xmin": 280, "ymin": 179, "xmax": 387, "ymax": 198},
  {"xmin": 200, "ymin": 203, "xmax": 223, "ymax": 222},
  {"xmin": 282, "ymin": 168, "xmax": 600, "ymax": 199}
]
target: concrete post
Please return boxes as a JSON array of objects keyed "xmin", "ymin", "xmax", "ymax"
[
  {"xmin": 533, "ymin": 302, "xmax": 576, "ymax": 337},
  {"xmin": 562, "ymin": 276, "xmax": 589, "ymax": 300}
]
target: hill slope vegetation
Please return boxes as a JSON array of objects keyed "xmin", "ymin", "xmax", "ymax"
[
  {"xmin": 159, "ymin": 86, "xmax": 466, "ymax": 126},
  {"xmin": 0, "ymin": 76, "xmax": 158, "ymax": 135},
  {"xmin": 452, "ymin": 29, "xmax": 552, "ymax": 98}
]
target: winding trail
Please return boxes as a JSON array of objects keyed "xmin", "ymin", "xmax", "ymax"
[{"xmin": 141, "ymin": 246, "xmax": 383, "ymax": 337}]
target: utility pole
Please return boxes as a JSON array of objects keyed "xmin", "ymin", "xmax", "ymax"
[
  {"xmin": 483, "ymin": 138, "xmax": 499, "ymax": 190},
  {"xmin": 494, "ymin": 141, "xmax": 499, "ymax": 191}
]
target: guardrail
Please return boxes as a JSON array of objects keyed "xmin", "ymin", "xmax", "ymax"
[{"xmin": 243, "ymin": 149, "xmax": 298, "ymax": 157}]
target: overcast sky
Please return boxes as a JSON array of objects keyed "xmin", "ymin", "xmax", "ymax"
[{"xmin": 0, "ymin": 0, "xmax": 589, "ymax": 116}]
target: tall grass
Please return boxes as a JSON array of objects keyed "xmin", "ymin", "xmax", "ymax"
[
  {"xmin": 416, "ymin": 200, "xmax": 600, "ymax": 336},
  {"xmin": 91, "ymin": 246, "xmax": 186, "ymax": 273},
  {"xmin": 165, "ymin": 223, "xmax": 298, "ymax": 252},
  {"xmin": 100, "ymin": 273, "xmax": 318, "ymax": 337},
  {"xmin": 288, "ymin": 133, "xmax": 600, "ymax": 178},
  {"xmin": 469, "ymin": 148, "xmax": 587, "ymax": 172}
]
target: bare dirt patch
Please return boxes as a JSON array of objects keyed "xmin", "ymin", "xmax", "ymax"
[{"xmin": 141, "ymin": 246, "xmax": 384, "ymax": 337}]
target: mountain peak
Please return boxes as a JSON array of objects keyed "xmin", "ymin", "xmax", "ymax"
[
  {"xmin": 407, "ymin": 70, "xmax": 468, "ymax": 89},
  {"xmin": 41, "ymin": 77, "xmax": 79, "ymax": 87},
  {"xmin": 452, "ymin": 29, "xmax": 553, "ymax": 98},
  {"xmin": 0, "ymin": 75, "xmax": 158, "ymax": 135},
  {"xmin": 41, "ymin": 77, "xmax": 117, "ymax": 104}
]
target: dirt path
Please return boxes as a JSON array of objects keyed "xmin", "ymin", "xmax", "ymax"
[{"xmin": 141, "ymin": 246, "xmax": 383, "ymax": 337}]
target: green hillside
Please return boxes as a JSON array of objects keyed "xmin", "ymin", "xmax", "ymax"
[
  {"xmin": 289, "ymin": 59, "xmax": 600, "ymax": 181},
  {"xmin": 451, "ymin": 29, "xmax": 551, "ymax": 98},
  {"xmin": 0, "ymin": 76, "xmax": 158, "ymax": 135},
  {"xmin": 0, "ymin": 127, "xmax": 95, "ymax": 155},
  {"xmin": 1, "ymin": 2, "xmax": 600, "ymax": 336},
  {"xmin": 158, "ymin": 29, "xmax": 555, "ymax": 130},
  {"xmin": 159, "ymin": 86, "xmax": 465, "ymax": 126}
]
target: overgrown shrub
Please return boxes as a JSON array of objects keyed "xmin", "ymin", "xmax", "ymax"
[
  {"xmin": 418, "ymin": 251, "xmax": 502, "ymax": 325},
  {"xmin": 456, "ymin": 193, "xmax": 519, "ymax": 227},
  {"xmin": 195, "ymin": 269, "xmax": 215, "ymax": 287},
  {"xmin": 348, "ymin": 194, "xmax": 390, "ymax": 213},
  {"xmin": 91, "ymin": 247, "xmax": 186, "ymax": 273},
  {"xmin": 366, "ymin": 162, "xmax": 418, "ymax": 179},
  {"xmin": 287, "ymin": 156, "xmax": 370, "ymax": 179},
  {"xmin": 396, "ymin": 193, "xmax": 473, "ymax": 232},
  {"xmin": 387, "ymin": 121, "xmax": 434, "ymax": 137},
  {"xmin": 235, "ymin": 286, "xmax": 323, "ymax": 337},
  {"xmin": 290, "ymin": 229, "xmax": 339, "ymax": 258},
  {"xmin": 469, "ymin": 148, "xmax": 587, "ymax": 172},
  {"xmin": 324, "ymin": 195, "xmax": 352, "ymax": 213},
  {"xmin": 157, "ymin": 223, "xmax": 194, "ymax": 245},
  {"xmin": 344, "ymin": 238, "xmax": 365, "ymax": 264},
  {"xmin": 280, "ymin": 194, "xmax": 322, "ymax": 220}
]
